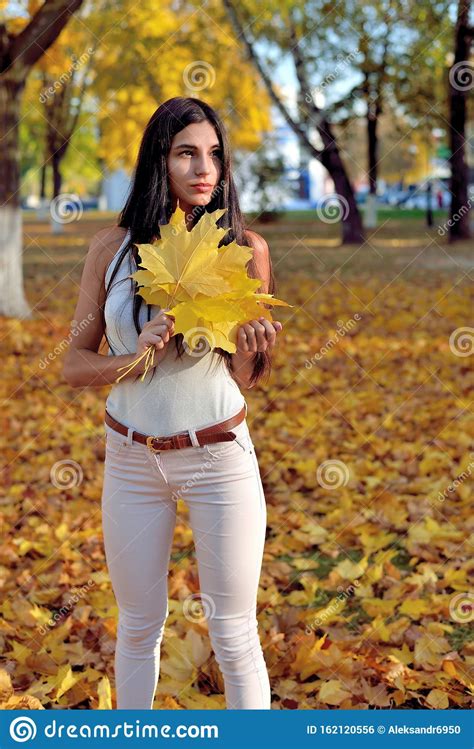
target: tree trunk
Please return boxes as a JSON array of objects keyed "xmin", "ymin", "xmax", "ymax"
[
  {"xmin": 222, "ymin": 0, "xmax": 365, "ymax": 246},
  {"xmin": 318, "ymin": 121, "xmax": 365, "ymax": 244},
  {"xmin": 0, "ymin": 80, "xmax": 32, "ymax": 318},
  {"xmin": 36, "ymin": 153, "xmax": 49, "ymax": 220},
  {"xmin": 39, "ymin": 159, "xmax": 47, "ymax": 199},
  {"xmin": 365, "ymin": 113, "xmax": 378, "ymax": 229},
  {"xmin": 52, "ymin": 151, "xmax": 63, "ymax": 198},
  {"xmin": 0, "ymin": 0, "xmax": 84, "ymax": 318},
  {"xmin": 448, "ymin": 0, "xmax": 471, "ymax": 241},
  {"xmin": 50, "ymin": 150, "xmax": 67, "ymax": 234}
]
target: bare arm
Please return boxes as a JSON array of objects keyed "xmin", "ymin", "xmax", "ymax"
[
  {"xmin": 230, "ymin": 231, "xmax": 281, "ymax": 389},
  {"xmin": 62, "ymin": 228, "xmax": 172, "ymax": 388}
]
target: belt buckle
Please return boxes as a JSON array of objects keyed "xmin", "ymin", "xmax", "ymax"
[{"xmin": 146, "ymin": 435, "xmax": 171, "ymax": 452}]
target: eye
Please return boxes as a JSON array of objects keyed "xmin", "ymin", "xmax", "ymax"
[{"xmin": 179, "ymin": 149, "xmax": 222, "ymax": 158}]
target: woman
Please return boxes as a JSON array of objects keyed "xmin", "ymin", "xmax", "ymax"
[{"xmin": 63, "ymin": 96, "xmax": 283, "ymax": 710}]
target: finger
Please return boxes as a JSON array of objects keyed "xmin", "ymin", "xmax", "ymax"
[
  {"xmin": 160, "ymin": 317, "xmax": 174, "ymax": 330},
  {"xmin": 146, "ymin": 315, "xmax": 173, "ymax": 333},
  {"xmin": 259, "ymin": 316, "xmax": 282, "ymax": 333},
  {"xmin": 243, "ymin": 322, "xmax": 259, "ymax": 352},
  {"xmin": 145, "ymin": 333, "xmax": 164, "ymax": 350},
  {"xmin": 154, "ymin": 310, "xmax": 174, "ymax": 327},
  {"xmin": 237, "ymin": 326, "xmax": 250, "ymax": 352},
  {"xmin": 258, "ymin": 318, "xmax": 277, "ymax": 345},
  {"xmin": 152, "ymin": 322, "xmax": 172, "ymax": 335},
  {"xmin": 250, "ymin": 320, "xmax": 268, "ymax": 352}
]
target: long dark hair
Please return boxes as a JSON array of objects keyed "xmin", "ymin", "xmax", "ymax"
[{"xmin": 103, "ymin": 96, "xmax": 277, "ymax": 387}]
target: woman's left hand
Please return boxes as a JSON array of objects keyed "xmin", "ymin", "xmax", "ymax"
[{"xmin": 236, "ymin": 317, "xmax": 283, "ymax": 354}]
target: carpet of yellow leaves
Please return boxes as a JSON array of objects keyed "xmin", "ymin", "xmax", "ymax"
[{"xmin": 1, "ymin": 218, "xmax": 472, "ymax": 709}]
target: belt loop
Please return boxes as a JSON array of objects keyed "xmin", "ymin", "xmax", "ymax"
[
  {"xmin": 126, "ymin": 426, "xmax": 134, "ymax": 446},
  {"xmin": 187, "ymin": 427, "xmax": 201, "ymax": 447}
]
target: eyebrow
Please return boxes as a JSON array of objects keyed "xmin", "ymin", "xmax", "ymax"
[{"xmin": 173, "ymin": 143, "xmax": 221, "ymax": 150}]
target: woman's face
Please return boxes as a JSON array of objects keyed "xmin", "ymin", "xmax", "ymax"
[{"xmin": 167, "ymin": 121, "xmax": 222, "ymax": 215}]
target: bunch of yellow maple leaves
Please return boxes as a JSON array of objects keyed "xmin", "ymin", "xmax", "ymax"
[{"xmin": 115, "ymin": 206, "xmax": 291, "ymax": 382}]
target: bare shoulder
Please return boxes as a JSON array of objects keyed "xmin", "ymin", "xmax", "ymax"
[
  {"xmin": 89, "ymin": 225, "xmax": 129, "ymax": 258},
  {"xmin": 244, "ymin": 228, "xmax": 269, "ymax": 255},
  {"xmin": 86, "ymin": 225, "xmax": 129, "ymax": 278}
]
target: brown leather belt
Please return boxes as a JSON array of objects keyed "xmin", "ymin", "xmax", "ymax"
[{"xmin": 104, "ymin": 405, "xmax": 247, "ymax": 452}]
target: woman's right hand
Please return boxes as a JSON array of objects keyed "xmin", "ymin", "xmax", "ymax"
[{"xmin": 136, "ymin": 309, "xmax": 175, "ymax": 358}]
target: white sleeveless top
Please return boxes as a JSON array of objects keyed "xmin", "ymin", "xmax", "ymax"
[{"xmin": 103, "ymin": 228, "xmax": 246, "ymax": 435}]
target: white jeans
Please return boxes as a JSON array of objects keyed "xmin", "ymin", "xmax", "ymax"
[{"xmin": 101, "ymin": 414, "xmax": 271, "ymax": 710}]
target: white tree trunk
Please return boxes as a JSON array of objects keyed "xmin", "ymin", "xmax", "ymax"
[
  {"xmin": 0, "ymin": 206, "xmax": 32, "ymax": 318},
  {"xmin": 36, "ymin": 197, "xmax": 50, "ymax": 220},
  {"xmin": 1, "ymin": 0, "xmax": 85, "ymax": 318},
  {"xmin": 364, "ymin": 193, "xmax": 378, "ymax": 228},
  {"xmin": 50, "ymin": 215, "xmax": 65, "ymax": 234}
]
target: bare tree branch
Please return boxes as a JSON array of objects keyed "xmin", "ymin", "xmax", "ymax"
[
  {"xmin": 7, "ymin": 0, "xmax": 84, "ymax": 75},
  {"xmin": 222, "ymin": 0, "xmax": 324, "ymax": 158}
]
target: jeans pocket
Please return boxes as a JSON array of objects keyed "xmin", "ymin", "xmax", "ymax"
[
  {"xmin": 105, "ymin": 431, "xmax": 126, "ymax": 458},
  {"xmin": 204, "ymin": 431, "xmax": 253, "ymax": 460}
]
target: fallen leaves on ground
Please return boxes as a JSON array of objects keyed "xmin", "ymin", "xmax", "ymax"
[{"xmin": 1, "ymin": 235, "xmax": 472, "ymax": 709}]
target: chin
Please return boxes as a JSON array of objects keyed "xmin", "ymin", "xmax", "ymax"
[{"xmin": 190, "ymin": 194, "xmax": 213, "ymax": 206}]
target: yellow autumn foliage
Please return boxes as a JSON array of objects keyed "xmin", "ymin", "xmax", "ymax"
[{"xmin": 1, "ymin": 217, "xmax": 472, "ymax": 710}]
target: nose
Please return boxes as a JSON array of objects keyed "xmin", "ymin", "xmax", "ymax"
[{"xmin": 194, "ymin": 155, "xmax": 212, "ymax": 177}]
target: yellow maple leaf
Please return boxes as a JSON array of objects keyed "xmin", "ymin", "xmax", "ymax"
[
  {"xmin": 425, "ymin": 688, "xmax": 449, "ymax": 709},
  {"xmin": 399, "ymin": 598, "xmax": 432, "ymax": 619},
  {"xmin": 130, "ymin": 206, "xmax": 247, "ymax": 306},
  {"xmin": 389, "ymin": 642, "xmax": 413, "ymax": 666},
  {"xmin": 168, "ymin": 287, "xmax": 291, "ymax": 353},
  {"xmin": 55, "ymin": 665, "xmax": 81, "ymax": 700},
  {"xmin": 319, "ymin": 679, "xmax": 352, "ymax": 705},
  {"xmin": 97, "ymin": 675, "xmax": 112, "ymax": 709}
]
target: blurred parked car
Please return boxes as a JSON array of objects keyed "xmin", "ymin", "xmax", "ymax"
[
  {"xmin": 404, "ymin": 189, "xmax": 451, "ymax": 210},
  {"xmin": 21, "ymin": 196, "xmax": 99, "ymax": 211}
]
